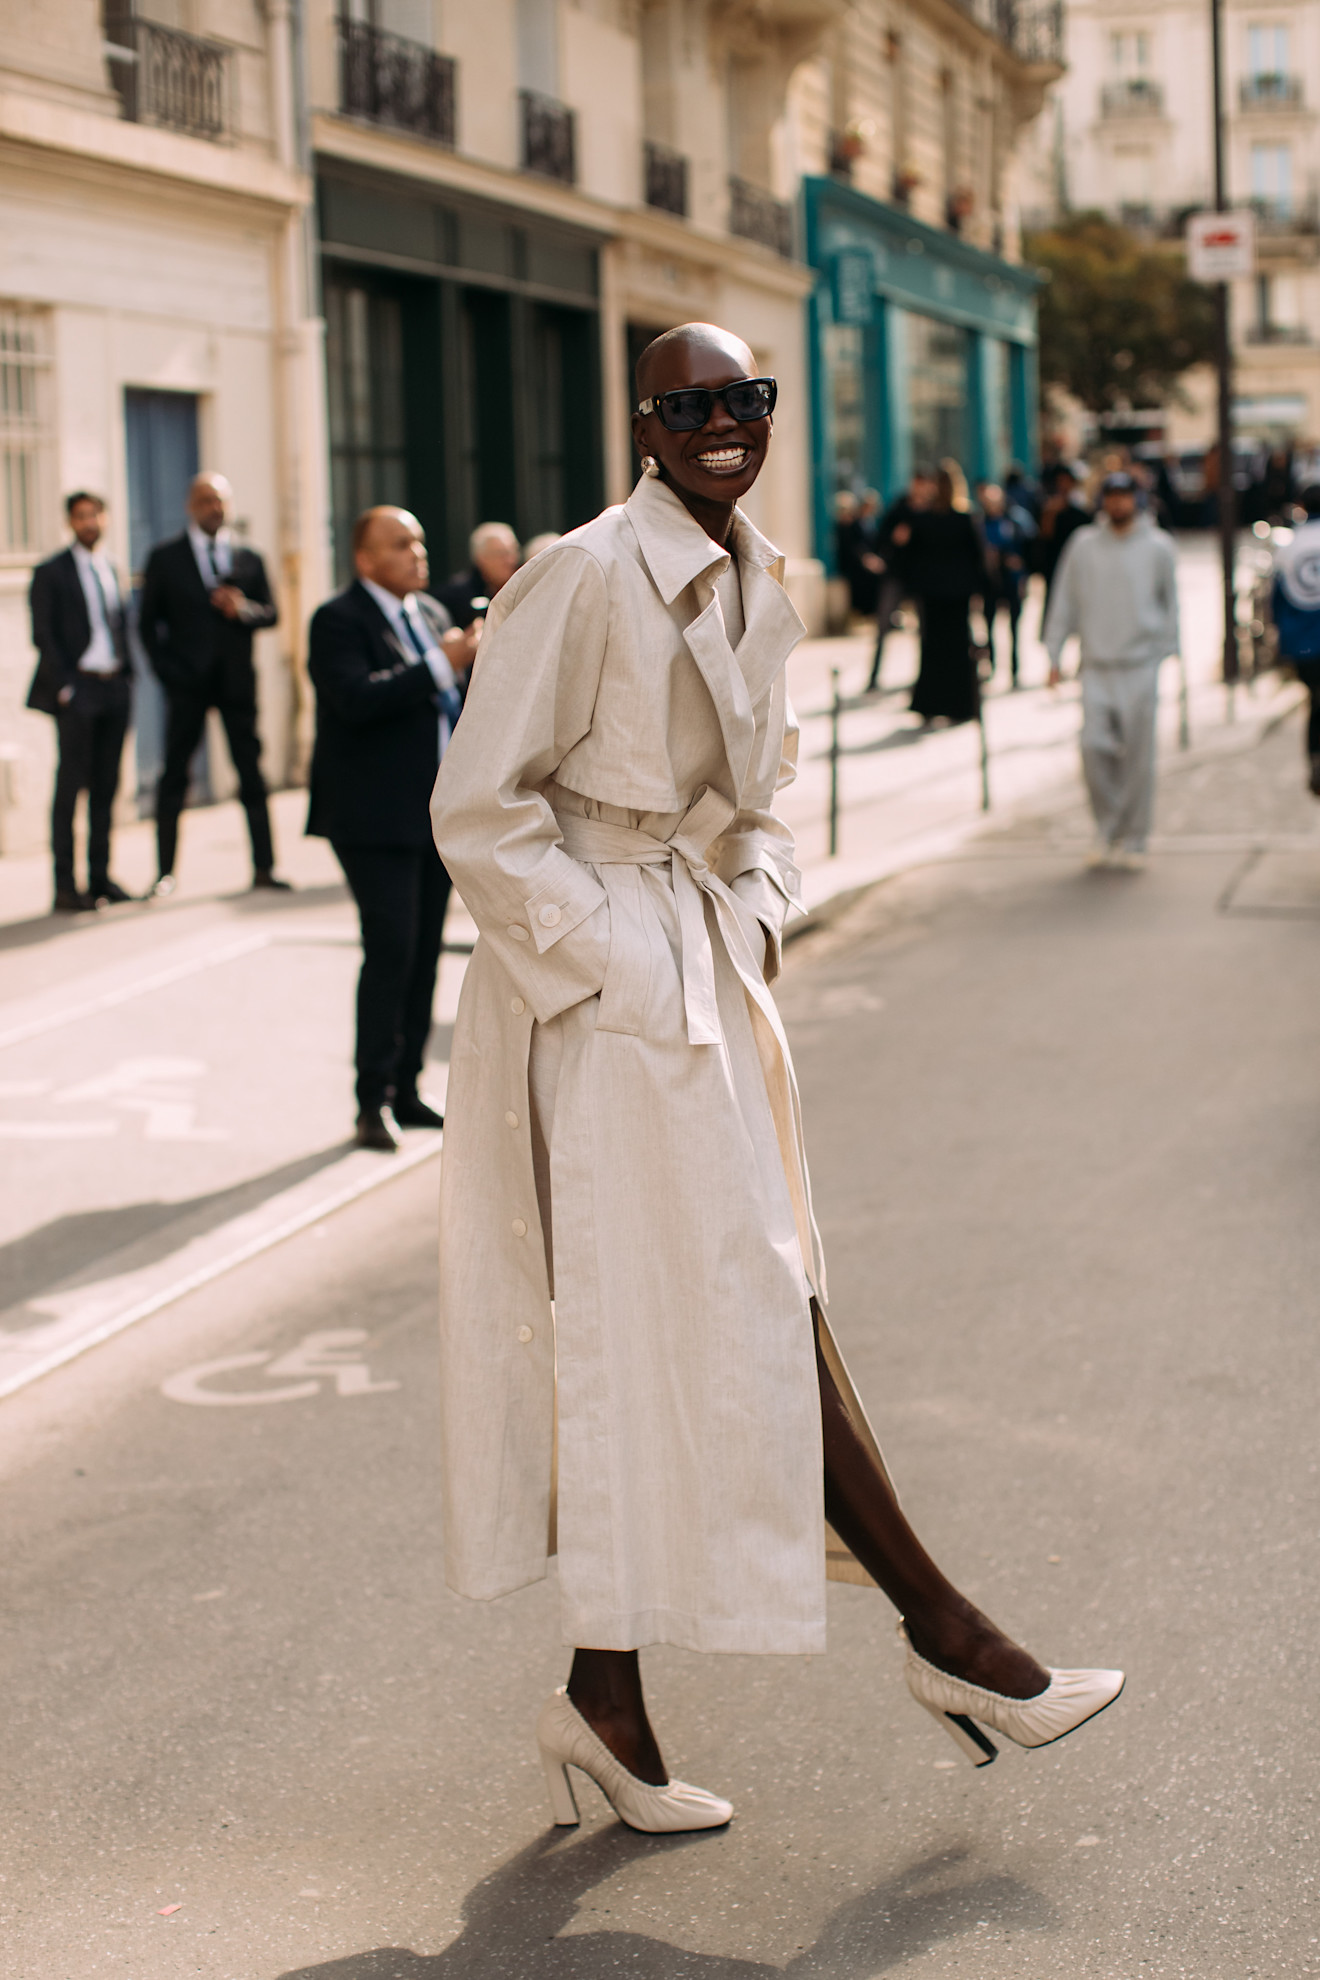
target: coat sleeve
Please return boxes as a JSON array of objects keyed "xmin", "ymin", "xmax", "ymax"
[
  {"xmin": 307, "ymin": 600, "xmax": 439, "ymax": 727},
  {"xmin": 431, "ymin": 544, "xmax": 613, "ymax": 1023},
  {"xmin": 1043, "ymin": 534, "xmax": 1082, "ymax": 666},
  {"xmin": 28, "ymin": 561, "xmax": 77, "ymax": 689},
  {"xmin": 235, "ymin": 552, "xmax": 278, "ymax": 631},
  {"xmin": 715, "ymin": 672, "xmax": 804, "ymax": 984},
  {"xmin": 137, "ymin": 549, "xmax": 170, "ymax": 678}
]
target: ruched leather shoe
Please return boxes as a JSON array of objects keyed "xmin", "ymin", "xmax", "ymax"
[
  {"xmin": 92, "ymin": 878, "xmax": 132, "ymax": 904},
  {"xmin": 53, "ymin": 889, "xmax": 98, "ymax": 914}
]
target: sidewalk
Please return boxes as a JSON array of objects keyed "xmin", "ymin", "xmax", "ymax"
[{"xmin": 0, "ymin": 535, "xmax": 1308, "ymax": 1396}]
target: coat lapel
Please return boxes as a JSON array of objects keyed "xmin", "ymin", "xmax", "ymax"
[{"xmin": 625, "ymin": 475, "xmax": 804, "ymax": 797}]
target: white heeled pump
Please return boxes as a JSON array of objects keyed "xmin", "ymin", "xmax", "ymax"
[
  {"xmin": 900, "ymin": 1622, "xmax": 1125, "ymax": 1767},
  {"xmin": 536, "ymin": 1688, "xmax": 733, "ymax": 1833}
]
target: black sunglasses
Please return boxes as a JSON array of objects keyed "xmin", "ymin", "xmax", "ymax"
[{"xmin": 637, "ymin": 376, "xmax": 777, "ymax": 432}]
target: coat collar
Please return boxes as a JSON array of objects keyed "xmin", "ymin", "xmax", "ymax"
[
  {"xmin": 624, "ymin": 471, "xmax": 782, "ymax": 604},
  {"xmin": 624, "ymin": 473, "xmax": 805, "ymax": 796}
]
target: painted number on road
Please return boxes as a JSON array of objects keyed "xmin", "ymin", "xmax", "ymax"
[{"xmin": 161, "ymin": 1330, "xmax": 400, "ymax": 1406}]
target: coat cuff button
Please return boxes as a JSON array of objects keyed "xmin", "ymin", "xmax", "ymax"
[
  {"xmin": 508, "ymin": 924, "xmax": 530, "ymax": 941},
  {"xmin": 510, "ymin": 997, "xmax": 525, "ymax": 1015},
  {"xmin": 538, "ymin": 904, "xmax": 562, "ymax": 927}
]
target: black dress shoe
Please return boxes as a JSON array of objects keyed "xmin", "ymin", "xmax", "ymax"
[
  {"xmin": 355, "ymin": 1106, "xmax": 401, "ymax": 1151},
  {"xmin": 53, "ymin": 888, "xmax": 98, "ymax": 914},
  {"xmin": 252, "ymin": 870, "xmax": 293, "ymax": 891},
  {"xmin": 392, "ymin": 1092, "xmax": 445, "ymax": 1130},
  {"xmin": 92, "ymin": 878, "xmax": 132, "ymax": 904}
]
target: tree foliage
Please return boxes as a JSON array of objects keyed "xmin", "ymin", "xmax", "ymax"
[{"xmin": 1023, "ymin": 212, "xmax": 1218, "ymax": 413}]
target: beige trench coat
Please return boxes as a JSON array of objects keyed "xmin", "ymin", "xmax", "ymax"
[{"xmin": 431, "ymin": 474, "xmax": 883, "ymax": 1655}]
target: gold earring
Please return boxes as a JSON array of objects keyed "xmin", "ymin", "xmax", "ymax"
[{"xmin": 641, "ymin": 455, "xmax": 661, "ymax": 479}]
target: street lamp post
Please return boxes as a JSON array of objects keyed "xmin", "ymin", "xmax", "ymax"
[{"xmin": 1209, "ymin": 0, "xmax": 1239, "ymax": 690}]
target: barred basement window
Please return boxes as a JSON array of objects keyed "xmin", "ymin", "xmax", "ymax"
[{"xmin": 0, "ymin": 306, "xmax": 52, "ymax": 559}]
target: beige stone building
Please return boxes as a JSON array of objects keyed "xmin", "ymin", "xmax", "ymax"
[
  {"xmin": 1028, "ymin": 0, "xmax": 1320, "ymax": 448},
  {"xmin": 0, "ymin": 0, "xmax": 1060, "ymax": 861},
  {"xmin": 0, "ymin": 0, "xmax": 326, "ymax": 857}
]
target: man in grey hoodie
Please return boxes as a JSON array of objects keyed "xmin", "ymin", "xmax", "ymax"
[{"xmin": 1044, "ymin": 472, "xmax": 1181, "ymax": 871}]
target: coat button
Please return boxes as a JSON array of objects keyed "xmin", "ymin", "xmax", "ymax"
[
  {"xmin": 516, "ymin": 1325, "xmax": 534, "ymax": 1344},
  {"xmin": 538, "ymin": 904, "xmax": 562, "ymax": 928},
  {"xmin": 504, "ymin": 1110, "xmax": 519, "ymax": 1127},
  {"xmin": 510, "ymin": 997, "xmax": 525, "ymax": 1015},
  {"xmin": 511, "ymin": 1218, "xmax": 527, "ymax": 1237},
  {"xmin": 508, "ymin": 924, "xmax": 530, "ymax": 941}
]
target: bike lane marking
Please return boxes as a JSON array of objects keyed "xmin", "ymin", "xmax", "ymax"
[{"xmin": 161, "ymin": 1330, "xmax": 399, "ymax": 1407}]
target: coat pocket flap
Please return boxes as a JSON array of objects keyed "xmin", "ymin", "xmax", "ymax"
[{"xmin": 523, "ymin": 867, "xmax": 609, "ymax": 955}]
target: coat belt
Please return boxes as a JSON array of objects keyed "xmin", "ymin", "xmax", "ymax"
[{"xmin": 554, "ymin": 787, "xmax": 760, "ymax": 1047}]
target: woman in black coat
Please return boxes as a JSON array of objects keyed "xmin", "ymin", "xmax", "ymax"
[{"xmin": 903, "ymin": 462, "xmax": 986, "ymax": 726}]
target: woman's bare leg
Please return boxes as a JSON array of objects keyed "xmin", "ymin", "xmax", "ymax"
[
  {"xmin": 816, "ymin": 1317, "xmax": 1048, "ymax": 1698},
  {"xmin": 567, "ymin": 1649, "xmax": 667, "ymax": 1783}
]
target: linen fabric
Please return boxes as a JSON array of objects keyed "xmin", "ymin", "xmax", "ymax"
[{"xmin": 431, "ymin": 474, "xmax": 884, "ymax": 1655}]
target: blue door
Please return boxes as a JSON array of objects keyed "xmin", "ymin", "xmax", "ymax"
[{"xmin": 123, "ymin": 388, "xmax": 202, "ymax": 815}]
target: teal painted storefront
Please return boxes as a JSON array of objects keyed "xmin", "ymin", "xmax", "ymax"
[{"xmin": 803, "ymin": 177, "xmax": 1043, "ymax": 571}]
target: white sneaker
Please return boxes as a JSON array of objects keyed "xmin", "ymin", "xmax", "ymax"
[
  {"xmin": 1083, "ymin": 838, "xmax": 1112, "ymax": 870},
  {"xmin": 1112, "ymin": 847, "xmax": 1148, "ymax": 872}
]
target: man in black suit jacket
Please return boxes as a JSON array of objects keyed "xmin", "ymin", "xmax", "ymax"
[
  {"xmin": 308, "ymin": 506, "xmax": 479, "ymax": 1150},
  {"xmin": 28, "ymin": 491, "xmax": 132, "ymax": 913},
  {"xmin": 138, "ymin": 471, "xmax": 287, "ymax": 896},
  {"xmin": 435, "ymin": 519, "xmax": 521, "ymax": 627}
]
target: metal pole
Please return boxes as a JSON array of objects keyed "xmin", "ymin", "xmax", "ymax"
[
  {"xmin": 828, "ymin": 666, "xmax": 841, "ymax": 857},
  {"xmin": 1210, "ymin": 0, "xmax": 1239, "ymax": 699},
  {"xmin": 976, "ymin": 670, "xmax": 991, "ymax": 812},
  {"xmin": 1178, "ymin": 649, "xmax": 1192, "ymax": 751}
]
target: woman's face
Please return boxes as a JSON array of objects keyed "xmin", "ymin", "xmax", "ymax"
[{"xmin": 632, "ymin": 335, "xmax": 771, "ymax": 511}]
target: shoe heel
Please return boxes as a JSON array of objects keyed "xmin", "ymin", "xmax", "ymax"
[
  {"xmin": 917, "ymin": 1696, "xmax": 998, "ymax": 1766},
  {"xmin": 540, "ymin": 1746, "xmax": 581, "ymax": 1826}
]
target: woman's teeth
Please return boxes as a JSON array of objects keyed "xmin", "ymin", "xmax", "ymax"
[{"xmin": 695, "ymin": 445, "xmax": 749, "ymax": 471}]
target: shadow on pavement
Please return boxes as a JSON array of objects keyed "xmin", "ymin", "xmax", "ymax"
[
  {"xmin": 276, "ymin": 1831, "xmax": 1055, "ymax": 1979},
  {"xmin": 0, "ymin": 880, "xmax": 353, "ymax": 956},
  {"xmin": 0, "ymin": 1142, "xmax": 354, "ymax": 1323}
]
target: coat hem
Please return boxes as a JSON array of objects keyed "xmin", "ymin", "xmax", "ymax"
[{"xmin": 557, "ymin": 1604, "xmax": 827, "ymax": 1656}]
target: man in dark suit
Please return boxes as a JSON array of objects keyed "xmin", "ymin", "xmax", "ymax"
[
  {"xmin": 28, "ymin": 491, "xmax": 132, "ymax": 913},
  {"xmin": 138, "ymin": 471, "xmax": 287, "ymax": 896},
  {"xmin": 307, "ymin": 506, "xmax": 479, "ymax": 1150}
]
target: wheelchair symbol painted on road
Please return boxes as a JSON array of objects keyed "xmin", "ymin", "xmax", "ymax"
[{"xmin": 161, "ymin": 1330, "xmax": 400, "ymax": 1406}]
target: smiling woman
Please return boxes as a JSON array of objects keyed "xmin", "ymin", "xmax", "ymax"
[{"xmin": 429, "ymin": 322, "xmax": 1124, "ymax": 1840}]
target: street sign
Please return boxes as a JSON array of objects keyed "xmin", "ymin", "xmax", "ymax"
[{"xmin": 1186, "ymin": 210, "xmax": 1255, "ymax": 281}]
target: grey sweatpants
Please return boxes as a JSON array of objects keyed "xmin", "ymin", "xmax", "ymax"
[{"xmin": 1080, "ymin": 660, "xmax": 1160, "ymax": 851}]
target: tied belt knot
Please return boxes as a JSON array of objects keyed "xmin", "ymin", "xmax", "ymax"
[{"xmin": 555, "ymin": 787, "xmax": 759, "ymax": 1046}]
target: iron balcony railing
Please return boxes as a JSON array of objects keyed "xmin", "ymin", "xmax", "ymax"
[
  {"xmin": 104, "ymin": 16, "xmax": 229, "ymax": 142},
  {"xmin": 1101, "ymin": 77, "xmax": 1165, "ymax": 117},
  {"xmin": 521, "ymin": 89, "xmax": 575, "ymax": 183},
  {"xmin": 644, "ymin": 140, "xmax": 688, "ymax": 218},
  {"xmin": 955, "ymin": 0, "xmax": 1063, "ymax": 66},
  {"xmin": 1240, "ymin": 73, "xmax": 1303, "ymax": 111},
  {"xmin": 338, "ymin": 17, "xmax": 455, "ymax": 145},
  {"xmin": 729, "ymin": 176, "xmax": 793, "ymax": 258}
]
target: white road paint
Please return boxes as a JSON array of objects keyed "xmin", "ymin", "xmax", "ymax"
[
  {"xmin": 0, "ymin": 1120, "xmax": 118, "ymax": 1139},
  {"xmin": 0, "ymin": 1135, "xmax": 442, "ymax": 1402},
  {"xmin": 0, "ymin": 932, "xmax": 271, "ymax": 1051},
  {"xmin": 0, "ymin": 1057, "xmax": 228, "ymax": 1143},
  {"xmin": 162, "ymin": 1330, "xmax": 399, "ymax": 1406}
]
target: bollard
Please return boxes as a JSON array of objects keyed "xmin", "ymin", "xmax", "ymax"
[
  {"xmin": 974, "ymin": 665, "xmax": 990, "ymax": 813},
  {"xmin": 1178, "ymin": 651, "xmax": 1191, "ymax": 751},
  {"xmin": 828, "ymin": 666, "xmax": 841, "ymax": 857}
]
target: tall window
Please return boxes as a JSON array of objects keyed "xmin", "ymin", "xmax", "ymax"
[
  {"xmin": 324, "ymin": 277, "xmax": 408, "ymax": 577},
  {"xmin": 1110, "ymin": 30, "xmax": 1151, "ymax": 71},
  {"xmin": 0, "ymin": 304, "xmax": 52, "ymax": 560},
  {"xmin": 1251, "ymin": 141, "xmax": 1293, "ymax": 213},
  {"xmin": 1247, "ymin": 23, "xmax": 1289, "ymax": 75}
]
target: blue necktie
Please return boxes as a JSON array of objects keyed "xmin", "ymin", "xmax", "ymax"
[{"xmin": 400, "ymin": 607, "xmax": 463, "ymax": 729}]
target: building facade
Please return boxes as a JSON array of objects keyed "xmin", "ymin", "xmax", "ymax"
[
  {"xmin": 0, "ymin": 0, "xmax": 327, "ymax": 858},
  {"xmin": 302, "ymin": 0, "xmax": 836, "ymax": 619},
  {"xmin": 784, "ymin": 0, "xmax": 1061, "ymax": 565},
  {"xmin": 1041, "ymin": 0, "xmax": 1320, "ymax": 443}
]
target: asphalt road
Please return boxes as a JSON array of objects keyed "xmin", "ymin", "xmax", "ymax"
[{"xmin": 4, "ymin": 714, "xmax": 1320, "ymax": 1979}]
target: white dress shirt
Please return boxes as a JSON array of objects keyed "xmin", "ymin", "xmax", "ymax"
[
  {"xmin": 71, "ymin": 541, "xmax": 123, "ymax": 674},
  {"xmin": 189, "ymin": 522, "xmax": 233, "ymax": 588},
  {"xmin": 360, "ymin": 577, "xmax": 459, "ymax": 757}
]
